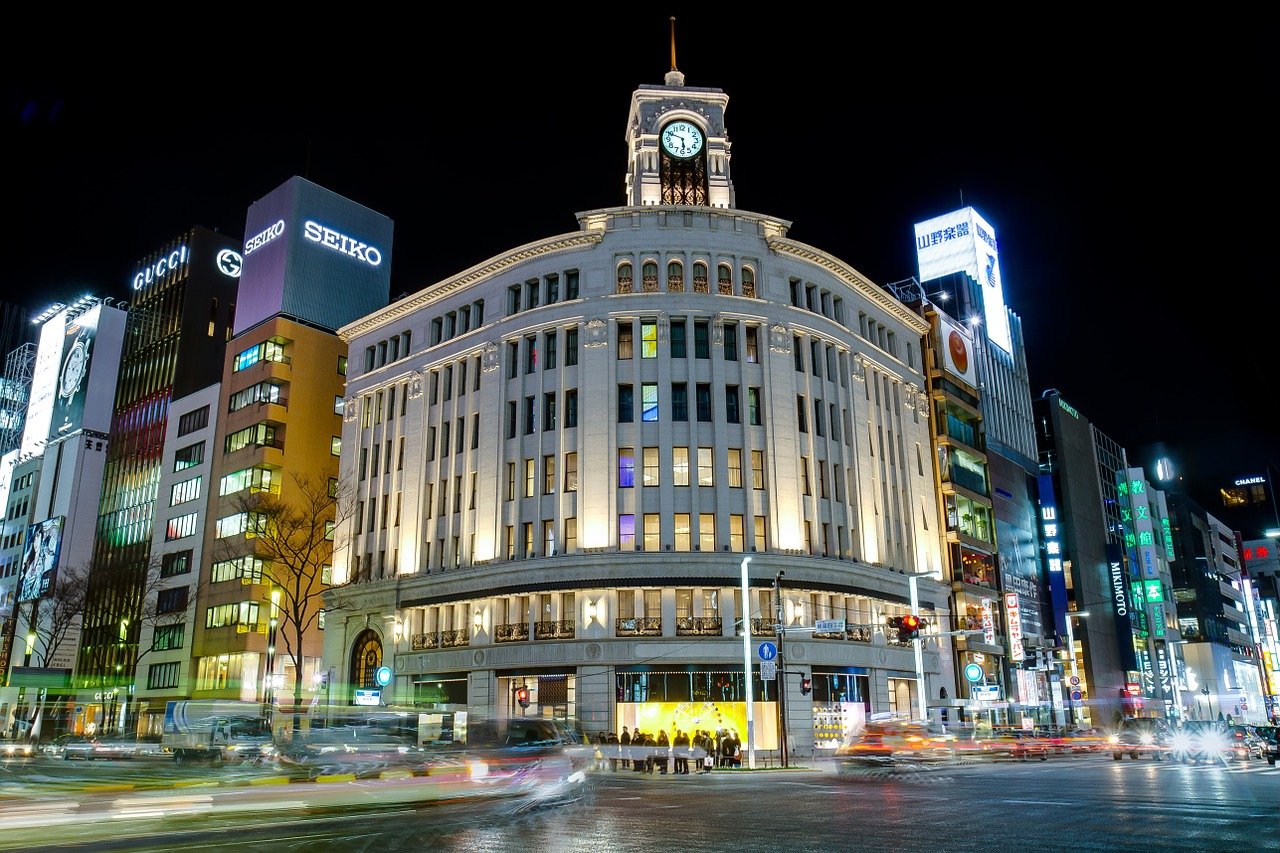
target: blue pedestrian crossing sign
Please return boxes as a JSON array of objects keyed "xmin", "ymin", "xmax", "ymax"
[{"xmin": 758, "ymin": 641, "xmax": 778, "ymax": 661}]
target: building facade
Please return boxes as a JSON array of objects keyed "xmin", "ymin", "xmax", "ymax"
[{"xmin": 324, "ymin": 67, "xmax": 954, "ymax": 756}]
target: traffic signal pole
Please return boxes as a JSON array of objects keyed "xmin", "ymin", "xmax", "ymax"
[
  {"xmin": 774, "ymin": 571, "xmax": 788, "ymax": 769},
  {"xmin": 908, "ymin": 574, "xmax": 929, "ymax": 724}
]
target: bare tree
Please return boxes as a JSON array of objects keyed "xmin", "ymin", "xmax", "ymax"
[
  {"xmin": 228, "ymin": 472, "xmax": 353, "ymax": 729},
  {"xmin": 34, "ymin": 562, "xmax": 90, "ymax": 669}
]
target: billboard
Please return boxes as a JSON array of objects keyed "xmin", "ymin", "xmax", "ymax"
[
  {"xmin": 1036, "ymin": 474, "xmax": 1069, "ymax": 640},
  {"xmin": 234, "ymin": 176, "xmax": 393, "ymax": 335},
  {"xmin": 936, "ymin": 313, "xmax": 977, "ymax": 387},
  {"xmin": 49, "ymin": 308, "xmax": 98, "ymax": 440},
  {"xmin": 1105, "ymin": 543, "xmax": 1139, "ymax": 670},
  {"xmin": 17, "ymin": 516, "xmax": 65, "ymax": 602},
  {"xmin": 914, "ymin": 207, "xmax": 1013, "ymax": 355},
  {"xmin": 20, "ymin": 309, "xmax": 66, "ymax": 455}
]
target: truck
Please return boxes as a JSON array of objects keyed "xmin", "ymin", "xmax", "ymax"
[{"xmin": 162, "ymin": 701, "xmax": 274, "ymax": 766}]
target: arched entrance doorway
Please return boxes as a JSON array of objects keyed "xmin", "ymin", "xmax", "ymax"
[{"xmin": 350, "ymin": 629, "xmax": 383, "ymax": 690}]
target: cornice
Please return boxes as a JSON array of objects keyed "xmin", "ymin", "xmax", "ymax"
[
  {"xmin": 339, "ymin": 231, "xmax": 605, "ymax": 342},
  {"xmin": 766, "ymin": 237, "xmax": 930, "ymax": 335}
]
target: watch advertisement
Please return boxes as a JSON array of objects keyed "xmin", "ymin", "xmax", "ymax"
[
  {"xmin": 50, "ymin": 308, "xmax": 98, "ymax": 441},
  {"xmin": 17, "ymin": 516, "xmax": 65, "ymax": 603}
]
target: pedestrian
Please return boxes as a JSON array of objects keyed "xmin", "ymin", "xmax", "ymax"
[
  {"xmin": 673, "ymin": 729, "xmax": 690, "ymax": 774},
  {"xmin": 721, "ymin": 731, "xmax": 735, "ymax": 768},
  {"xmin": 620, "ymin": 726, "xmax": 631, "ymax": 770},
  {"xmin": 607, "ymin": 730, "xmax": 620, "ymax": 772},
  {"xmin": 729, "ymin": 729, "xmax": 742, "ymax": 768},
  {"xmin": 700, "ymin": 730, "xmax": 715, "ymax": 773},
  {"xmin": 657, "ymin": 729, "xmax": 670, "ymax": 774}
]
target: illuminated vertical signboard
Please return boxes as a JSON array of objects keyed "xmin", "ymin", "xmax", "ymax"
[
  {"xmin": 20, "ymin": 310, "xmax": 66, "ymax": 455},
  {"xmin": 1036, "ymin": 474, "xmax": 1069, "ymax": 639},
  {"xmin": 1105, "ymin": 543, "xmax": 1139, "ymax": 670},
  {"xmin": 1005, "ymin": 592, "xmax": 1024, "ymax": 662},
  {"xmin": 17, "ymin": 516, "xmax": 65, "ymax": 602},
  {"xmin": 981, "ymin": 597, "xmax": 995, "ymax": 645},
  {"xmin": 49, "ymin": 307, "xmax": 99, "ymax": 440},
  {"xmin": 914, "ymin": 207, "xmax": 1013, "ymax": 355},
  {"xmin": 936, "ymin": 312, "xmax": 978, "ymax": 388}
]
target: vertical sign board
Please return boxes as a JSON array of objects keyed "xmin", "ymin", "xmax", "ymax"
[
  {"xmin": 49, "ymin": 307, "xmax": 99, "ymax": 440},
  {"xmin": 17, "ymin": 516, "xmax": 65, "ymax": 603},
  {"xmin": 980, "ymin": 598, "xmax": 995, "ymax": 645},
  {"xmin": 1105, "ymin": 544, "xmax": 1138, "ymax": 670},
  {"xmin": 1005, "ymin": 593, "xmax": 1024, "ymax": 662},
  {"xmin": 914, "ymin": 206, "xmax": 1013, "ymax": 355},
  {"xmin": 1036, "ymin": 474, "xmax": 1069, "ymax": 640}
]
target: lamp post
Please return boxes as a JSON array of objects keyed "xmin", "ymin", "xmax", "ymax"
[
  {"xmin": 739, "ymin": 556, "xmax": 756, "ymax": 770},
  {"xmin": 905, "ymin": 571, "xmax": 936, "ymax": 724},
  {"xmin": 1065, "ymin": 612, "xmax": 1088, "ymax": 727}
]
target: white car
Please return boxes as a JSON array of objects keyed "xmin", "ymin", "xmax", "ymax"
[{"xmin": 1, "ymin": 741, "xmax": 36, "ymax": 758}]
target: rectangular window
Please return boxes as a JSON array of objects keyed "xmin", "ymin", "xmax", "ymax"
[
  {"xmin": 619, "ymin": 515, "xmax": 636, "ymax": 551},
  {"xmin": 470, "ymin": 416, "xmax": 478, "ymax": 451},
  {"xmin": 698, "ymin": 447, "xmax": 714, "ymax": 486},
  {"xmin": 219, "ymin": 466, "xmax": 277, "ymax": 496},
  {"xmin": 371, "ymin": 443, "xmax": 381, "ymax": 477},
  {"xmin": 165, "ymin": 512, "xmax": 199, "ymax": 541},
  {"xmin": 728, "ymin": 448, "xmax": 743, "ymax": 488},
  {"xmin": 699, "ymin": 513, "xmax": 715, "ymax": 553},
  {"xmin": 723, "ymin": 323, "xmax": 738, "ymax": 361},
  {"xmin": 672, "ymin": 383, "xmax": 688, "ymax": 422},
  {"xmin": 170, "ymin": 476, "xmax": 202, "ymax": 506},
  {"xmin": 566, "ymin": 327, "xmax": 578, "ymax": 366},
  {"xmin": 673, "ymin": 447, "xmax": 690, "ymax": 486},
  {"xmin": 618, "ymin": 322, "xmax": 634, "ymax": 359},
  {"xmin": 331, "ymin": 436, "xmax": 342, "ymax": 456},
  {"xmin": 157, "ymin": 586, "xmax": 189, "ymax": 614},
  {"xmin": 797, "ymin": 396, "xmax": 808, "ymax": 433},
  {"xmin": 524, "ymin": 458, "xmax": 535, "ymax": 498},
  {"xmin": 545, "ymin": 331, "xmax": 558, "ymax": 370},
  {"xmin": 178, "ymin": 406, "xmax": 210, "ymax": 436},
  {"xmin": 696, "ymin": 383, "xmax": 712, "ymax": 422},
  {"xmin": 745, "ymin": 326, "xmax": 759, "ymax": 363},
  {"xmin": 674, "ymin": 513, "xmax": 691, "ymax": 551},
  {"xmin": 565, "ymin": 517, "xmax": 577, "ymax": 552},
  {"xmin": 228, "ymin": 382, "xmax": 282, "ymax": 412},
  {"xmin": 440, "ymin": 422, "xmax": 451, "ymax": 456},
  {"xmin": 508, "ymin": 283, "xmax": 522, "ymax": 314},
  {"xmin": 225, "ymin": 422, "xmax": 278, "ymax": 454},
  {"xmin": 174, "ymin": 442, "xmax": 204, "ymax": 472},
  {"xmin": 751, "ymin": 450, "xmax": 765, "ymax": 489},
  {"xmin": 506, "ymin": 401, "xmax": 517, "ymax": 439},
  {"xmin": 671, "ymin": 321, "xmax": 687, "ymax": 358},
  {"xmin": 564, "ymin": 452, "xmax": 578, "ymax": 492},
  {"xmin": 748, "ymin": 387, "xmax": 762, "ymax": 425},
  {"xmin": 232, "ymin": 339, "xmax": 286, "ymax": 372},
  {"xmin": 507, "ymin": 341, "xmax": 519, "ymax": 378},
  {"xmin": 694, "ymin": 321, "xmax": 710, "ymax": 359},
  {"xmin": 525, "ymin": 335, "xmax": 537, "ymax": 374},
  {"xmin": 543, "ymin": 520, "xmax": 556, "ymax": 555},
  {"xmin": 543, "ymin": 392, "xmax": 557, "ymax": 430},
  {"xmin": 523, "ymin": 396, "xmax": 535, "ymax": 435},
  {"xmin": 643, "ymin": 447, "xmax": 660, "ymax": 487},
  {"xmin": 618, "ymin": 447, "xmax": 636, "ymax": 488},
  {"xmin": 814, "ymin": 399, "xmax": 825, "ymax": 437},
  {"xmin": 506, "ymin": 463, "xmax": 516, "ymax": 501},
  {"xmin": 725, "ymin": 385, "xmax": 740, "ymax": 424},
  {"xmin": 566, "ymin": 270, "xmax": 579, "ymax": 300},
  {"xmin": 147, "ymin": 661, "xmax": 181, "ymax": 690},
  {"xmin": 618, "ymin": 384, "xmax": 634, "ymax": 423},
  {"xmin": 754, "ymin": 516, "xmax": 767, "ymax": 551},
  {"xmin": 810, "ymin": 340, "xmax": 822, "ymax": 378},
  {"xmin": 545, "ymin": 274, "xmax": 559, "ymax": 305},
  {"xmin": 338, "ymin": 355, "xmax": 347, "ymax": 376},
  {"xmin": 152, "ymin": 623, "xmax": 185, "ymax": 652},
  {"xmin": 543, "ymin": 454, "xmax": 556, "ymax": 494},
  {"xmin": 641, "ymin": 383, "xmax": 659, "ymax": 422},
  {"xmin": 453, "ymin": 365, "xmax": 464, "ymax": 398},
  {"xmin": 641, "ymin": 322, "xmax": 658, "ymax": 358},
  {"xmin": 730, "ymin": 514, "xmax": 745, "ymax": 552},
  {"xmin": 643, "ymin": 513, "xmax": 660, "ymax": 552},
  {"xmin": 801, "ymin": 457, "xmax": 812, "ymax": 495},
  {"xmin": 161, "ymin": 550, "xmax": 193, "ymax": 578}
]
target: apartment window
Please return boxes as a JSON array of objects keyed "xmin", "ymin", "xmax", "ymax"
[
  {"xmin": 748, "ymin": 387, "xmax": 762, "ymax": 425},
  {"xmin": 229, "ymin": 382, "xmax": 282, "ymax": 413},
  {"xmin": 642, "ymin": 383, "xmax": 659, "ymax": 422},
  {"xmin": 178, "ymin": 406, "xmax": 209, "ymax": 436},
  {"xmin": 524, "ymin": 458, "xmax": 535, "ymax": 497},
  {"xmin": 751, "ymin": 451, "xmax": 765, "ymax": 489},
  {"xmin": 619, "ymin": 447, "xmax": 635, "ymax": 488},
  {"xmin": 152, "ymin": 624, "xmax": 185, "ymax": 652},
  {"xmin": 673, "ymin": 447, "xmax": 690, "ymax": 486},
  {"xmin": 727, "ymin": 448, "xmax": 743, "ymax": 488},
  {"xmin": 338, "ymin": 355, "xmax": 347, "ymax": 376},
  {"xmin": 174, "ymin": 442, "xmax": 204, "ymax": 471},
  {"xmin": 643, "ymin": 447, "xmax": 660, "ymax": 487},
  {"xmin": 161, "ymin": 550, "xmax": 193, "ymax": 578},
  {"xmin": 232, "ymin": 339, "xmax": 286, "ymax": 372},
  {"xmin": 331, "ymin": 436, "xmax": 342, "ymax": 456},
  {"xmin": 544, "ymin": 331, "xmax": 558, "ymax": 370},
  {"xmin": 564, "ymin": 452, "xmax": 578, "ymax": 492},
  {"xmin": 566, "ymin": 389, "xmax": 578, "ymax": 428},
  {"xmin": 157, "ymin": 586, "xmax": 189, "ymax": 614},
  {"xmin": 543, "ymin": 454, "xmax": 556, "ymax": 494},
  {"xmin": 696, "ymin": 383, "xmax": 712, "ymax": 422},
  {"xmin": 643, "ymin": 514, "xmax": 660, "ymax": 552},
  {"xmin": 671, "ymin": 321, "xmax": 687, "ymax": 358},
  {"xmin": 674, "ymin": 513, "xmax": 691, "ymax": 552},
  {"xmin": 694, "ymin": 321, "xmax": 710, "ymax": 359},
  {"xmin": 797, "ymin": 396, "xmax": 808, "ymax": 433},
  {"xmin": 618, "ymin": 384, "xmax": 634, "ymax": 423},
  {"xmin": 618, "ymin": 322, "xmax": 634, "ymax": 359},
  {"xmin": 566, "ymin": 327, "xmax": 578, "ymax": 366},
  {"xmin": 544, "ymin": 392, "xmax": 557, "ymax": 430},
  {"xmin": 698, "ymin": 447, "xmax": 714, "ymax": 486},
  {"xmin": 619, "ymin": 514, "xmax": 636, "ymax": 551},
  {"xmin": 166, "ymin": 512, "xmax": 199, "ymax": 541},
  {"xmin": 523, "ymin": 396, "xmax": 535, "ymax": 435},
  {"xmin": 334, "ymin": 395, "xmax": 344, "ymax": 416},
  {"xmin": 723, "ymin": 323, "xmax": 738, "ymax": 361},
  {"xmin": 672, "ymin": 383, "xmax": 688, "ymax": 422},
  {"xmin": 170, "ymin": 476, "xmax": 202, "ymax": 506},
  {"xmin": 699, "ymin": 513, "xmax": 715, "ymax": 553},
  {"xmin": 745, "ymin": 326, "xmax": 759, "ymax": 363},
  {"xmin": 147, "ymin": 662, "xmax": 181, "ymax": 690},
  {"xmin": 725, "ymin": 386, "xmax": 740, "ymax": 424},
  {"xmin": 641, "ymin": 322, "xmax": 658, "ymax": 358}
]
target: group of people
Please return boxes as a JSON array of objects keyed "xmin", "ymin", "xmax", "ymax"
[{"xmin": 593, "ymin": 726, "xmax": 743, "ymax": 774}]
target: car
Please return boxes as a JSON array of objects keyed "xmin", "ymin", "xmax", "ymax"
[
  {"xmin": 1225, "ymin": 725, "xmax": 1267, "ymax": 762},
  {"xmin": 1256, "ymin": 726, "xmax": 1279, "ymax": 766},
  {"xmin": 60, "ymin": 735, "xmax": 146, "ymax": 760},
  {"xmin": 1167, "ymin": 721, "xmax": 1231, "ymax": 764},
  {"xmin": 441, "ymin": 718, "xmax": 586, "ymax": 806},
  {"xmin": 1108, "ymin": 719, "xmax": 1168, "ymax": 760},
  {"xmin": 1, "ymin": 741, "xmax": 36, "ymax": 758},
  {"xmin": 834, "ymin": 719, "xmax": 957, "ymax": 770},
  {"xmin": 1053, "ymin": 728, "xmax": 1107, "ymax": 755}
]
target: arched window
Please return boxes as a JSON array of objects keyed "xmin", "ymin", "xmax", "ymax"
[
  {"xmin": 692, "ymin": 262, "xmax": 708, "ymax": 294},
  {"xmin": 616, "ymin": 262, "xmax": 633, "ymax": 294},
  {"xmin": 642, "ymin": 261, "xmax": 659, "ymax": 293},
  {"xmin": 742, "ymin": 267, "xmax": 757, "ymax": 298},
  {"xmin": 350, "ymin": 628, "xmax": 383, "ymax": 690},
  {"xmin": 666, "ymin": 260, "xmax": 684, "ymax": 293},
  {"xmin": 718, "ymin": 263, "xmax": 733, "ymax": 295}
]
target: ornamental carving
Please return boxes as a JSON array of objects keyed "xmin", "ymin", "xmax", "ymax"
[
  {"xmin": 584, "ymin": 318, "xmax": 609, "ymax": 349},
  {"xmin": 342, "ymin": 396, "xmax": 359, "ymax": 422},
  {"xmin": 482, "ymin": 341, "xmax": 500, "ymax": 373},
  {"xmin": 852, "ymin": 353, "xmax": 868, "ymax": 383},
  {"xmin": 768, "ymin": 324, "xmax": 791, "ymax": 354},
  {"xmin": 407, "ymin": 371, "xmax": 423, "ymax": 400}
]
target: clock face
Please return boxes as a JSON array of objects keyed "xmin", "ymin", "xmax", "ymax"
[
  {"xmin": 59, "ymin": 341, "xmax": 87, "ymax": 400},
  {"xmin": 661, "ymin": 120, "xmax": 704, "ymax": 159}
]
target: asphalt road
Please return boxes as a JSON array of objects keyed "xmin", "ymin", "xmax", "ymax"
[{"xmin": 1, "ymin": 755, "xmax": 1276, "ymax": 852}]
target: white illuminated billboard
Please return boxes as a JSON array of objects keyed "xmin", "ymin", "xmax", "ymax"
[
  {"xmin": 914, "ymin": 207, "xmax": 1013, "ymax": 355},
  {"xmin": 20, "ymin": 309, "xmax": 67, "ymax": 456}
]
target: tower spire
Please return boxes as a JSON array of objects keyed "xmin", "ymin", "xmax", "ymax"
[{"xmin": 664, "ymin": 17, "xmax": 685, "ymax": 86}]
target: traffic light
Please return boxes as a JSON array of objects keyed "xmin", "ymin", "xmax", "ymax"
[
  {"xmin": 800, "ymin": 676, "xmax": 812, "ymax": 696},
  {"xmin": 900, "ymin": 614, "xmax": 922, "ymax": 640},
  {"xmin": 516, "ymin": 686, "xmax": 530, "ymax": 709}
]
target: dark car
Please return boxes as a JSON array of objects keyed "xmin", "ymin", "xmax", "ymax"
[
  {"xmin": 1250, "ymin": 725, "xmax": 1278, "ymax": 766},
  {"xmin": 1108, "ymin": 719, "xmax": 1168, "ymax": 760},
  {"xmin": 445, "ymin": 718, "xmax": 585, "ymax": 805}
]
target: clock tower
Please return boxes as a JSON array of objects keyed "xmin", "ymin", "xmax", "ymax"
[{"xmin": 623, "ymin": 27, "xmax": 734, "ymax": 208}]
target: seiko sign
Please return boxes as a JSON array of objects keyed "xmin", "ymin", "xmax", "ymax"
[
  {"xmin": 132, "ymin": 245, "xmax": 189, "ymax": 290},
  {"xmin": 1109, "ymin": 559, "xmax": 1129, "ymax": 616},
  {"xmin": 303, "ymin": 220, "xmax": 382, "ymax": 267},
  {"xmin": 244, "ymin": 219, "xmax": 286, "ymax": 255}
]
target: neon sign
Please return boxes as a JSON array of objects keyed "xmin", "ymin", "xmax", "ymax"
[
  {"xmin": 303, "ymin": 220, "xmax": 382, "ymax": 267},
  {"xmin": 244, "ymin": 219, "xmax": 286, "ymax": 255},
  {"xmin": 132, "ymin": 245, "xmax": 188, "ymax": 290}
]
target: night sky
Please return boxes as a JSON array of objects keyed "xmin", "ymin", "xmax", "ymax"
[{"xmin": 5, "ymin": 13, "xmax": 1273, "ymax": 529}]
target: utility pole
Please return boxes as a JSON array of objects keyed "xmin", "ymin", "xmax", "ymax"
[
  {"xmin": 774, "ymin": 571, "xmax": 788, "ymax": 769},
  {"xmin": 739, "ymin": 556, "xmax": 755, "ymax": 769}
]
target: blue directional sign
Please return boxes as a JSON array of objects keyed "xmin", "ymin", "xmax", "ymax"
[
  {"xmin": 375, "ymin": 665, "xmax": 393, "ymax": 687},
  {"xmin": 964, "ymin": 663, "xmax": 984, "ymax": 683},
  {"xmin": 757, "ymin": 641, "xmax": 777, "ymax": 661}
]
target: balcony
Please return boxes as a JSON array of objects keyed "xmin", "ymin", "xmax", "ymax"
[
  {"xmin": 440, "ymin": 629, "xmax": 469, "ymax": 648},
  {"xmin": 495, "ymin": 623, "xmax": 528, "ymax": 643},
  {"xmin": 534, "ymin": 620, "xmax": 575, "ymax": 640},
  {"xmin": 813, "ymin": 625, "xmax": 874, "ymax": 643},
  {"xmin": 615, "ymin": 617, "xmax": 662, "ymax": 637},
  {"xmin": 749, "ymin": 618, "xmax": 775, "ymax": 635},
  {"xmin": 410, "ymin": 633, "xmax": 438, "ymax": 650},
  {"xmin": 676, "ymin": 616, "xmax": 723, "ymax": 636}
]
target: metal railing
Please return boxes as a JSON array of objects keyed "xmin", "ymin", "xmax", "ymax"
[
  {"xmin": 410, "ymin": 633, "xmax": 438, "ymax": 650},
  {"xmin": 495, "ymin": 623, "xmax": 527, "ymax": 643},
  {"xmin": 440, "ymin": 629, "xmax": 469, "ymax": 648},
  {"xmin": 676, "ymin": 616, "xmax": 723, "ymax": 636},
  {"xmin": 615, "ymin": 617, "xmax": 662, "ymax": 636},
  {"xmin": 535, "ymin": 619, "xmax": 575, "ymax": 640}
]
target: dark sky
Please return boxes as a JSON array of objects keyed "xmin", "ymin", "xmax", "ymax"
[{"xmin": 5, "ymin": 13, "xmax": 1274, "ymax": 527}]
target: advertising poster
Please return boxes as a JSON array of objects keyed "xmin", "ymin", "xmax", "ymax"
[
  {"xmin": 17, "ymin": 516, "xmax": 65, "ymax": 602},
  {"xmin": 49, "ymin": 308, "xmax": 98, "ymax": 440}
]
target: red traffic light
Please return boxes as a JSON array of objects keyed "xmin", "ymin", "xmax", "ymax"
[
  {"xmin": 800, "ymin": 676, "xmax": 812, "ymax": 696},
  {"xmin": 516, "ymin": 686, "xmax": 530, "ymax": 709},
  {"xmin": 901, "ymin": 614, "xmax": 921, "ymax": 630}
]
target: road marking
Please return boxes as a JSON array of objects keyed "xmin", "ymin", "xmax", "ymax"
[
  {"xmin": 313, "ymin": 773, "xmax": 356, "ymax": 784},
  {"xmin": 1002, "ymin": 799, "xmax": 1060, "ymax": 806}
]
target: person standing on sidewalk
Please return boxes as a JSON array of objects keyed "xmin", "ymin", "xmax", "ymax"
[
  {"xmin": 620, "ymin": 726, "xmax": 631, "ymax": 771},
  {"xmin": 673, "ymin": 729, "xmax": 690, "ymax": 774},
  {"xmin": 656, "ymin": 729, "xmax": 670, "ymax": 774}
]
